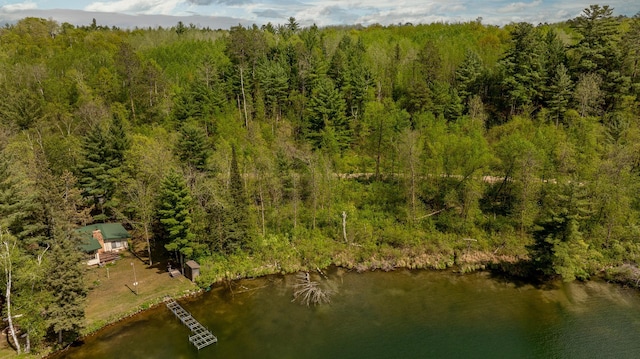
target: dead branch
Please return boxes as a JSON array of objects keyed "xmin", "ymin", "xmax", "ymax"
[{"xmin": 292, "ymin": 272, "xmax": 332, "ymax": 306}]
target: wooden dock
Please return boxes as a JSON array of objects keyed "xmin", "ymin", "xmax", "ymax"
[{"xmin": 165, "ymin": 297, "xmax": 217, "ymax": 350}]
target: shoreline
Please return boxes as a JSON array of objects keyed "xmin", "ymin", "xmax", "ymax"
[{"xmin": 43, "ymin": 249, "xmax": 636, "ymax": 358}]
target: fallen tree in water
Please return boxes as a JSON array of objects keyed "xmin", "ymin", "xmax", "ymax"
[{"xmin": 292, "ymin": 272, "xmax": 331, "ymax": 306}]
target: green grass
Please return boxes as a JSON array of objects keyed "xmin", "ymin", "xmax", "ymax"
[{"xmin": 83, "ymin": 251, "xmax": 197, "ymax": 334}]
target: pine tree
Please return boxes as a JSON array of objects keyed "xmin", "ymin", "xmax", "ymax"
[
  {"xmin": 305, "ymin": 77, "xmax": 349, "ymax": 151},
  {"xmin": 547, "ymin": 63, "xmax": 573, "ymax": 126},
  {"xmin": 157, "ymin": 170, "xmax": 196, "ymax": 270},
  {"xmin": 529, "ymin": 182, "xmax": 592, "ymax": 280},
  {"xmin": 108, "ymin": 113, "xmax": 130, "ymax": 163},
  {"xmin": 175, "ymin": 124, "xmax": 210, "ymax": 173},
  {"xmin": 499, "ymin": 22, "xmax": 546, "ymax": 115},
  {"xmin": 172, "ymin": 81, "xmax": 223, "ymax": 124},
  {"xmin": 455, "ymin": 49, "xmax": 483, "ymax": 105},
  {"xmin": 623, "ymin": 13, "xmax": 640, "ymax": 93},
  {"xmin": 46, "ymin": 235, "xmax": 86, "ymax": 344},
  {"xmin": 256, "ymin": 58, "xmax": 290, "ymax": 121},
  {"xmin": 222, "ymin": 147, "xmax": 251, "ymax": 253},
  {"xmin": 544, "ymin": 29, "xmax": 568, "ymax": 81},
  {"xmin": 569, "ymin": 5, "xmax": 628, "ymax": 110},
  {"xmin": 0, "ymin": 155, "xmax": 27, "ymax": 234},
  {"xmin": 43, "ymin": 171, "xmax": 89, "ymax": 345},
  {"xmin": 78, "ymin": 114, "xmax": 130, "ymax": 221},
  {"xmin": 0, "ymin": 154, "xmax": 44, "ymax": 248},
  {"xmin": 78, "ymin": 126, "xmax": 111, "ymax": 220}
]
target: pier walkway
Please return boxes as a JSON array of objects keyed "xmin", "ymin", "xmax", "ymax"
[{"xmin": 165, "ymin": 296, "xmax": 217, "ymax": 350}]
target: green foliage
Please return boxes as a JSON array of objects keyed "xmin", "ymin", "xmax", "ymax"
[
  {"xmin": 0, "ymin": 154, "xmax": 44, "ymax": 246},
  {"xmin": 304, "ymin": 77, "xmax": 349, "ymax": 151},
  {"xmin": 0, "ymin": 17, "xmax": 639, "ymax": 350},
  {"xmin": 547, "ymin": 64, "xmax": 573, "ymax": 126},
  {"xmin": 529, "ymin": 182, "xmax": 593, "ymax": 280},
  {"xmin": 78, "ymin": 114, "xmax": 130, "ymax": 221},
  {"xmin": 175, "ymin": 123, "xmax": 211, "ymax": 172},
  {"xmin": 157, "ymin": 170, "xmax": 197, "ymax": 264},
  {"xmin": 46, "ymin": 235, "xmax": 87, "ymax": 344},
  {"xmin": 455, "ymin": 49, "xmax": 484, "ymax": 104},
  {"xmin": 222, "ymin": 147, "xmax": 252, "ymax": 253},
  {"xmin": 570, "ymin": 5, "xmax": 629, "ymax": 110},
  {"xmin": 499, "ymin": 22, "xmax": 546, "ymax": 115}
]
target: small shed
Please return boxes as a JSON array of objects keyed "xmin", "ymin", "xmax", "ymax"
[{"xmin": 185, "ymin": 260, "xmax": 200, "ymax": 282}]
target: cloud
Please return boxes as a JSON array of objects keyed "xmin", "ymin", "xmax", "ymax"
[
  {"xmin": 497, "ymin": 0, "xmax": 543, "ymax": 14},
  {"xmin": 0, "ymin": 8, "xmax": 252, "ymax": 29},
  {"xmin": 85, "ymin": 0, "xmax": 183, "ymax": 15},
  {"xmin": 0, "ymin": 1, "xmax": 37, "ymax": 12},
  {"xmin": 253, "ymin": 9, "xmax": 284, "ymax": 19},
  {"xmin": 1, "ymin": 0, "xmax": 638, "ymax": 29},
  {"xmin": 187, "ymin": 0, "xmax": 252, "ymax": 5}
]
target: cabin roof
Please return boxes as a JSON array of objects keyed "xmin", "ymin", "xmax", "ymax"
[
  {"xmin": 78, "ymin": 234, "xmax": 102, "ymax": 253},
  {"xmin": 78, "ymin": 223, "xmax": 131, "ymax": 241},
  {"xmin": 76, "ymin": 223, "xmax": 131, "ymax": 253}
]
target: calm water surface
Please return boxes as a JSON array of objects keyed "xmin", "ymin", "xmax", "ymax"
[{"xmin": 57, "ymin": 268, "xmax": 640, "ymax": 358}]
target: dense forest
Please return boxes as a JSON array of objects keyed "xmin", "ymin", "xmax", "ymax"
[{"xmin": 1, "ymin": 4, "xmax": 640, "ymax": 352}]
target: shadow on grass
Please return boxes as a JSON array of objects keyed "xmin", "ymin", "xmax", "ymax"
[{"xmin": 124, "ymin": 284, "xmax": 139, "ymax": 295}]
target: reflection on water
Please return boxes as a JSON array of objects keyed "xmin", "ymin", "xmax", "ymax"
[{"xmin": 55, "ymin": 268, "xmax": 640, "ymax": 359}]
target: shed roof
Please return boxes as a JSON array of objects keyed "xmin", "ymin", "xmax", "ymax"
[{"xmin": 186, "ymin": 260, "xmax": 200, "ymax": 269}]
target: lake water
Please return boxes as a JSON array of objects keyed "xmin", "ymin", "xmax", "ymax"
[{"xmin": 55, "ymin": 268, "xmax": 640, "ymax": 358}]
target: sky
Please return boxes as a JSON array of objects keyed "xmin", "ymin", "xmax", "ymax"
[{"xmin": 0, "ymin": 0, "xmax": 638, "ymax": 29}]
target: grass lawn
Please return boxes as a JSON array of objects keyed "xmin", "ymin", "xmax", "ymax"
[
  {"xmin": 0, "ymin": 252, "xmax": 197, "ymax": 358},
  {"xmin": 84, "ymin": 251, "xmax": 197, "ymax": 333}
]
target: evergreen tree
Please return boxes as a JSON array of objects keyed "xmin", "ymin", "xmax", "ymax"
[
  {"xmin": 543, "ymin": 29, "xmax": 568, "ymax": 81},
  {"xmin": 305, "ymin": 77, "xmax": 349, "ymax": 151},
  {"xmin": 108, "ymin": 112, "xmax": 131, "ymax": 163},
  {"xmin": 222, "ymin": 147, "xmax": 251, "ymax": 253},
  {"xmin": 157, "ymin": 170, "xmax": 196, "ymax": 270},
  {"xmin": 172, "ymin": 81, "xmax": 223, "ymax": 124},
  {"xmin": 42, "ymin": 170, "xmax": 89, "ymax": 345},
  {"xmin": 455, "ymin": 49, "xmax": 483, "ymax": 105},
  {"xmin": 623, "ymin": 12, "xmax": 640, "ymax": 97},
  {"xmin": 78, "ymin": 114, "xmax": 130, "ymax": 221},
  {"xmin": 569, "ymin": 5, "xmax": 628, "ymax": 110},
  {"xmin": 0, "ymin": 154, "xmax": 45, "ymax": 248},
  {"xmin": 529, "ymin": 182, "xmax": 593, "ymax": 280},
  {"xmin": 406, "ymin": 40, "xmax": 442, "ymax": 114},
  {"xmin": 547, "ymin": 63, "xmax": 573, "ymax": 126},
  {"xmin": 46, "ymin": 235, "xmax": 86, "ymax": 344},
  {"xmin": 499, "ymin": 22, "xmax": 546, "ymax": 115},
  {"xmin": 256, "ymin": 58, "xmax": 290, "ymax": 121},
  {"xmin": 175, "ymin": 124, "xmax": 210, "ymax": 173},
  {"xmin": 286, "ymin": 17, "xmax": 300, "ymax": 33}
]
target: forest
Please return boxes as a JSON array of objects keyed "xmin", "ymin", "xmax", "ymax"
[{"xmin": 0, "ymin": 3, "xmax": 640, "ymax": 353}]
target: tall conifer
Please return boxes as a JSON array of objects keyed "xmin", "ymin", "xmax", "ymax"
[
  {"xmin": 222, "ymin": 147, "xmax": 251, "ymax": 253},
  {"xmin": 157, "ymin": 170, "xmax": 195, "ymax": 270}
]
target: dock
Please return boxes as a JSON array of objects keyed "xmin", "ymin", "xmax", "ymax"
[{"xmin": 165, "ymin": 296, "xmax": 217, "ymax": 350}]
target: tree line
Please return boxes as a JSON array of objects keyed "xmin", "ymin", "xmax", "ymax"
[{"xmin": 0, "ymin": 4, "xmax": 639, "ymax": 352}]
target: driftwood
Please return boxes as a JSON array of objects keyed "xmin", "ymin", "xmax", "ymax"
[{"xmin": 292, "ymin": 272, "xmax": 331, "ymax": 306}]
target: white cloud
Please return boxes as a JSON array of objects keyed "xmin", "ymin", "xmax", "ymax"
[
  {"xmin": 85, "ymin": 0, "xmax": 183, "ymax": 15},
  {"xmin": 0, "ymin": 1, "xmax": 37, "ymax": 12},
  {"xmin": 0, "ymin": 0, "xmax": 638, "ymax": 28},
  {"xmin": 497, "ymin": 0, "xmax": 543, "ymax": 14}
]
